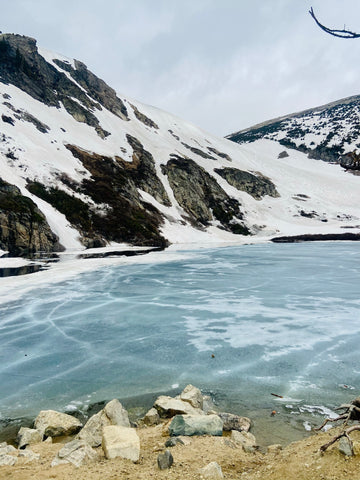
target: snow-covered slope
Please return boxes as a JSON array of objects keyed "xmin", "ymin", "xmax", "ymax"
[{"xmin": 0, "ymin": 34, "xmax": 359, "ymax": 256}]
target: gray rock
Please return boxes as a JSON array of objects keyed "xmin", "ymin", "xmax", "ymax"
[
  {"xmin": 17, "ymin": 427, "xmax": 42, "ymax": 449},
  {"xmin": 217, "ymin": 412, "xmax": 251, "ymax": 432},
  {"xmin": 169, "ymin": 414, "xmax": 223, "ymax": 437},
  {"xmin": 165, "ymin": 437, "xmax": 184, "ymax": 447},
  {"xmin": 78, "ymin": 399, "xmax": 130, "ymax": 447},
  {"xmin": 102, "ymin": 426, "xmax": 140, "ymax": 462},
  {"xmin": 214, "ymin": 167, "xmax": 280, "ymax": 200},
  {"xmin": 0, "ymin": 454, "xmax": 17, "ymax": 466},
  {"xmin": 154, "ymin": 395, "xmax": 203, "ymax": 418},
  {"xmin": 157, "ymin": 449, "xmax": 173, "ymax": 470},
  {"xmin": 51, "ymin": 439, "xmax": 97, "ymax": 468},
  {"xmin": 143, "ymin": 407, "xmax": 160, "ymax": 426},
  {"xmin": 199, "ymin": 461, "xmax": 224, "ymax": 479},
  {"xmin": 34, "ymin": 410, "xmax": 82, "ymax": 438},
  {"xmin": 180, "ymin": 384, "xmax": 203, "ymax": 409},
  {"xmin": 339, "ymin": 436, "xmax": 354, "ymax": 456}
]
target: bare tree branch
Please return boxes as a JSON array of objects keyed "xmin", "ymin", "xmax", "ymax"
[{"xmin": 309, "ymin": 7, "xmax": 360, "ymax": 39}]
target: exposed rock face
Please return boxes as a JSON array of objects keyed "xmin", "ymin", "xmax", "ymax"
[
  {"xmin": 168, "ymin": 414, "xmax": 223, "ymax": 436},
  {"xmin": 214, "ymin": 167, "xmax": 279, "ymax": 200},
  {"xmin": 64, "ymin": 145, "xmax": 168, "ymax": 247},
  {"xmin": 123, "ymin": 134, "xmax": 171, "ymax": 206},
  {"xmin": 130, "ymin": 103, "xmax": 159, "ymax": 129},
  {"xmin": 161, "ymin": 157, "xmax": 250, "ymax": 235},
  {"xmin": 0, "ymin": 34, "xmax": 112, "ymax": 137},
  {"xmin": 0, "ymin": 178, "xmax": 62, "ymax": 256},
  {"xmin": 34, "ymin": 410, "xmax": 82, "ymax": 438}
]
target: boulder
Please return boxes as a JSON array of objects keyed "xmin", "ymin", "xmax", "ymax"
[
  {"xmin": 199, "ymin": 461, "xmax": 224, "ymax": 479},
  {"xmin": 51, "ymin": 439, "xmax": 98, "ymax": 467},
  {"xmin": 154, "ymin": 395, "xmax": 203, "ymax": 418},
  {"xmin": 78, "ymin": 399, "xmax": 130, "ymax": 447},
  {"xmin": 143, "ymin": 407, "xmax": 160, "ymax": 426},
  {"xmin": 180, "ymin": 384, "xmax": 203, "ymax": 409},
  {"xmin": 169, "ymin": 414, "xmax": 223, "ymax": 437},
  {"xmin": 102, "ymin": 426, "xmax": 140, "ymax": 462},
  {"xmin": 34, "ymin": 410, "xmax": 82, "ymax": 438},
  {"xmin": 157, "ymin": 449, "xmax": 173, "ymax": 470},
  {"xmin": 267, "ymin": 444, "xmax": 283, "ymax": 455},
  {"xmin": 217, "ymin": 412, "xmax": 251, "ymax": 432},
  {"xmin": 165, "ymin": 437, "xmax": 184, "ymax": 447},
  {"xmin": 0, "ymin": 444, "xmax": 17, "ymax": 455},
  {"xmin": 17, "ymin": 427, "xmax": 42, "ymax": 449},
  {"xmin": 231, "ymin": 430, "xmax": 257, "ymax": 453}
]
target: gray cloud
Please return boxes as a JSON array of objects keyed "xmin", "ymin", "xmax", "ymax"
[{"xmin": 2, "ymin": 0, "xmax": 360, "ymax": 135}]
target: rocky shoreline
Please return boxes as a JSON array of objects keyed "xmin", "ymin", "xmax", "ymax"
[{"xmin": 2, "ymin": 385, "xmax": 360, "ymax": 480}]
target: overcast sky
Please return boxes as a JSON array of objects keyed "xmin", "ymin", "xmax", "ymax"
[{"xmin": 2, "ymin": 0, "xmax": 360, "ymax": 136}]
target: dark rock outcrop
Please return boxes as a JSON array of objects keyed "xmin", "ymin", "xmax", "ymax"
[
  {"xmin": 0, "ymin": 34, "xmax": 110, "ymax": 137},
  {"xmin": 0, "ymin": 178, "xmax": 62, "ymax": 256},
  {"xmin": 161, "ymin": 156, "xmax": 250, "ymax": 235},
  {"xmin": 214, "ymin": 167, "xmax": 279, "ymax": 200},
  {"xmin": 65, "ymin": 145, "xmax": 168, "ymax": 247},
  {"xmin": 129, "ymin": 103, "xmax": 158, "ymax": 129}
]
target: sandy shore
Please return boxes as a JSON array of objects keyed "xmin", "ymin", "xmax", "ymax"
[{"xmin": 2, "ymin": 423, "xmax": 360, "ymax": 480}]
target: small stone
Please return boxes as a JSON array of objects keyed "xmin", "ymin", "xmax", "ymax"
[
  {"xmin": 157, "ymin": 449, "xmax": 173, "ymax": 470},
  {"xmin": 18, "ymin": 449, "xmax": 41, "ymax": 462},
  {"xmin": 165, "ymin": 437, "xmax": 184, "ymax": 447},
  {"xmin": 143, "ymin": 407, "xmax": 160, "ymax": 426},
  {"xmin": 267, "ymin": 444, "xmax": 283, "ymax": 455},
  {"xmin": 0, "ymin": 454, "xmax": 18, "ymax": 466},
  {"xmin": 199, "ymin": 461, "xmax": 224, "ymax": 479},
  {"xmin": 17, "ymin": 427, "xmax": 42, "ymax": 449},
  {"xmin": 180, "ymin": 384, "xmax": 204, "ymax": 409},
  {"xmin": 102, "ymin": 426, "xmax": 140, "ymax": 462},
  {"xmin": 339, "ymin": 437, "xmax": 354, "ymax": 457},
  {"xmin": 169, "ymin": 414, "xmax": 223, "ymax": 437}
]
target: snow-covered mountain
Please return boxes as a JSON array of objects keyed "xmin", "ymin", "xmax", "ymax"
[
  {"xmin": 227, "ymin": 95, "xmax": 360, "ymax": 168},
  {"xmin": 1, "ymin": 34, "xmax": 359, "ymax": 256}
]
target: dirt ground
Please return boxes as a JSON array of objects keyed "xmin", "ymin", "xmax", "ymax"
[{"xmin": 2, "ymin": 424, "xmax": 360, "ymax": 480}]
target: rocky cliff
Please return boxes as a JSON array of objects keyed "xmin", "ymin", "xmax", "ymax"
[{"xmin": 0, "ymin": 33, "xmax": 359, "ymax": 255}]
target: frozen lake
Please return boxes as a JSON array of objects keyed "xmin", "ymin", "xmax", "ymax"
[{"xmin": 0, "ymin": 242, "xmax": 359, "ymax": 437}]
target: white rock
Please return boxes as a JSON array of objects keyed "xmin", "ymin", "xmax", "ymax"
[
  {"xmin": 78, "ymin": 399, "xmax": 130, "ymax": 447},
  {"xmin": 0, "ymin": 454, "xmax": 17, "ymax": 466},
  {"xmin": 199, "ymin": 461, "xmax": 224, "ymax": 479},
  {"xmin": 180, "ymin": 384, "xmax": 204, "ymax": 409},
  {"xmin": 154, "ymin": 395, "xmax": 203, "ymax": 417},
  {"xmin": 34, "ymin": 410, "xmax": 82, "ymax": 438},
  {"xmin": 0, "ymin": 444, "xmax": 17, "ymax": 455},
  {"xmin": 17, "ymin": 427, "xmax": 42, "ymax": 448},
  {"xmin": 18, "ymin": 449, "xmax": 41, "ymax": 462},
  {"xmin": 102, "ymin": 425, "xmax": 140, "ymax": 462},
  {"xmin": 51, "ymin": 439, "xmax": 98, "ymax": 468}
]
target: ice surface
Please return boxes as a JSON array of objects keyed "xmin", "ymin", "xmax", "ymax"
[{"xmin": 0, "ymin": 242, "xmax": 359, "ymax": 421}]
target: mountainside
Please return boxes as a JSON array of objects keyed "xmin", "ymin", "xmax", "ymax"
[
  {"xmin": 0, "ymin": 34, "xmax": 359, "ymax": 256},
  {"xmin": 226, "ymin": 96, "xmax": 360, "ymax": 168}
]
